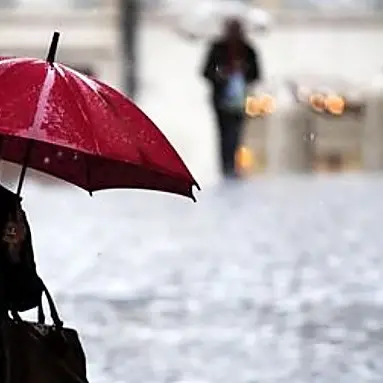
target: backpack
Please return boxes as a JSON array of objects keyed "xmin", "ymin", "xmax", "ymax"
[{"xmin": 0, "ymin": 189, "xmax": 43, "ymax": 314}]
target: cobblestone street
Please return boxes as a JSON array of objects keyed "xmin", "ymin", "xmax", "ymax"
[{"xmin": 26, "ymin": 175, "xmax": 383, "ymax": 383}]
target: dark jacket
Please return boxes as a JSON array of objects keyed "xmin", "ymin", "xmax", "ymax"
[
  {"xmin": 201, "ymin": 38, "xmax": 261, "ymax": 107},
  {"xmin": 0, "ymin": 186, "xmax": 34, "ymax": 267},
  {"xmin": 0, "ymin": 185, "xmax": 42, "ymax": 315}
]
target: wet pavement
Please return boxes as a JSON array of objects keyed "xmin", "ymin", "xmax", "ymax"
[{"xmin": 41, "ymin": 174, "xmax": 383, "ymax": 383}]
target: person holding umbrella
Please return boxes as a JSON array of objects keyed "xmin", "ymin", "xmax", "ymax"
[
  {"xmin": 0, "ymin": 32, "xmax": 198, "ymax": 201},
  {"xmin": 0, "ymin": 31, "xmax": 198, "ymax": 316},
  {"xmin": 0, "ymin": 184, "xmax": 43, "ymax": 317},
  {"xmin": 0, "ymin": 31, "xmax": 198, "ymax": 383},
  {"xmin": 201, "ymin": 16, "xmax": 262, "ymax": 178}
]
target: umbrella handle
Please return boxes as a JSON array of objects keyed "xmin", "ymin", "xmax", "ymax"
[{"xmin": 16, "ymin": 141, "xmax": 33, "ymax": 196}]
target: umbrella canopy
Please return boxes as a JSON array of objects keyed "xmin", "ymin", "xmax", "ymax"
[{"xmin": 0, "ymin": 32, "xmax": 199, "ymax": 200}]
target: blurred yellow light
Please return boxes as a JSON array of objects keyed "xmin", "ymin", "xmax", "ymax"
[
  {"xmin": 325, "ymin": 94, "xmax": 345, "ymax": 115},
  {"xmin": 245, "ymin": 95, "xmax": 276, "ymax": 117},
  {"xmin": 245, "ymin": 96, "xmax": 261, "ymax": 117},
  {"xmin": 235, "ymin": 146, "xmax": 254, "ymax": 172},
  {"xmin": 259, "ymin": 94, "xmax": 276, "ymax": 115},
  {"xmin": 309, "ymin": 93, "xmax": 326, "ymax": 113}
]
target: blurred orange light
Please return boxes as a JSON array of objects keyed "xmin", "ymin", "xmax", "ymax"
[
  {"xmin": 235, "ymin": 146, "xmax": 254, "ymax": 173},
  {"xmin": 245, "ymin": 96, "xmax": 261, "ymax": 117},
  {"xmin": 309, "ymin": 93, "xmax": 326, "ymax": 113},
  {"xmin": 259, "ymin": 94, "xmax": 276, "ymax": 115},
  {"xmin": 325, "ymin": 94, "xmax": 345, "ymax": 115},
  {"xmin": 245, "ymin": 95, "xmax": 275, "ymax": 117}
]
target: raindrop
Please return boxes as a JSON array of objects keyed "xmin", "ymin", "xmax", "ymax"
[
  {"xmin": 365, "ymin": 318, "xmax": 381, "ymax": 331},
  {"xmin": 73, "ymin": 153, "xmax": 78, "ymax": 160},
  {"xmin": 44, "ymin": 157, "xmax": 50, "ymax": 164},
  {"xmin": 57, "ymin": 151, "xmax": 63, "ymax": 158},
  {"xmin": 303, "ymin": 132, "xmax": 316, "ymax": 142}
]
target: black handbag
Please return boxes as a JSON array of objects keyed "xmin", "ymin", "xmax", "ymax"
[{"xmin": 0, "ymin": 282, "xmax": 89, "ymax": 383}]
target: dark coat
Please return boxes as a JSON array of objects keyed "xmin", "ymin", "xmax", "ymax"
[
  {"xmin": 201, "ymin": 38, "xmax": 262, "ymax": 108},
  {"xmin": 0, "ymin": 185, "xmax": 20, "ymax": 233},
  {"xmin": 0, "ymin": 185, "xmax": 42, "ymax": 315},
  {"xmin": 0, "ymin": 185, "xmax": 35, "ymax": 268}
]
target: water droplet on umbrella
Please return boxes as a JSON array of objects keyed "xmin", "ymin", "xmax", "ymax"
[
  {"xmin": 73, "ymin": 153, "xmax": 78, "ymax": 160},
  {"xmin": 57, "ymin": 151, "xmax": 63, "ymax": 158},
  {"xmin": 44, "ymin": 157, "xmax": 50, "ymax": 164}
]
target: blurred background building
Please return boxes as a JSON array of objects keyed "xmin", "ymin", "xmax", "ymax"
[
  {"xmin": 1, "ymin": 0, "xmax": 383, "ymax": 182},
  {"xmin": 0, "ymin": 0, "xmax": 119, "ymax": 88}
]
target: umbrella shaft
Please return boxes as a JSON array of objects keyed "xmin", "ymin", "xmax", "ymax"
[{"xmin": 16, "ymin": 141, "xmax": 33, "ymax": 196}]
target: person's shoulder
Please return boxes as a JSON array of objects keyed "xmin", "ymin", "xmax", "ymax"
[
  {"xmin": 244, "ymin": 40, "xmax": 258, "ymax": 53},
  {"xmin": 0, "ymin": 184, "xmax": 20, "ymax": 203},
  {"xmin": 208, "ymin": 38, "xmax": 226, "ymax": 50},
  {"xmin": 244, "ymin": 42, "xmax": 260, "ymax": 60}
]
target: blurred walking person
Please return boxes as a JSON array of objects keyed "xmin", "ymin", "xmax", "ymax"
[{"xmin": 201, "ymin": 17, "xmax": 261, "ymax": 178}]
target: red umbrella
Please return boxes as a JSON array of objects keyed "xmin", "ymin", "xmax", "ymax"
[{"xmin": 0, "ymin": 32, "xmax": 199, "ymax": 201}]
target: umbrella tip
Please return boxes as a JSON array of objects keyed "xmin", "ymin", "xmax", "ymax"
[
  {"xmin": 190, "ymin": 182, "xmax": 200, "ymax": 202},
  {"xmin": 46, "ymin": 31, "xmax": 60, "ymax": 64}
]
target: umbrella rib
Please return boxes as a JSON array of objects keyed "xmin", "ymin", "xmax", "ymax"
[
  {"xmin": 0, "ymin": 59, "xmax": 37, "ymax": 99},
  {"xmin": 60, "ymin": 66, "xmax": 198, "ymax": 194},
  {"xmin": 91, "ymin": 93, "xmax": 197, "ymax": 185},
  {"xmin": 63, "ymin": 66, "xmax": 195, "ymax": 183},
  {"xmin": 61, "ymin": 65, "xmax": 138, "ymax": 158},
  {"xmin": 89, "ymin": 80, "xmax": 198, "ymax": 185},
  {"xmin": 61, "ymin": 65, "xmax": 109, "ymax": 155},
  {"xmin": 66, "ymin": 66, "xmax": 122, "ymax": 123},
  {"xmin": 0, "ymin": 59, "xmax": 39, "ymax": 85},
  {"xmin": 31, "ymin": 66, "xmax": 56, "ymax": 138},
  {"xmin": 0, "ymin": 57, "xmax": 33, "ymax": 67},
  {"xmin": 0, "ymin": 59, "xmax": 42, "ymax": 140},
  {"xmin": 55, "ymin": 65, "xmax": 101, "ymax": 155}
]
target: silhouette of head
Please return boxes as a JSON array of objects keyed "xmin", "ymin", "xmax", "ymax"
[{"xmin": 223, "ymin": 17, "xmax": 244, "ymax": 42}]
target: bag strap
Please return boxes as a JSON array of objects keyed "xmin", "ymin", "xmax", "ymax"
[
  {"xmin": 38, "ymin": 282, "xmax": 63, "ymax": 327},
  {"xmin": 11, "ymin": 281, "xmax": 63, "ymax": 328}
]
